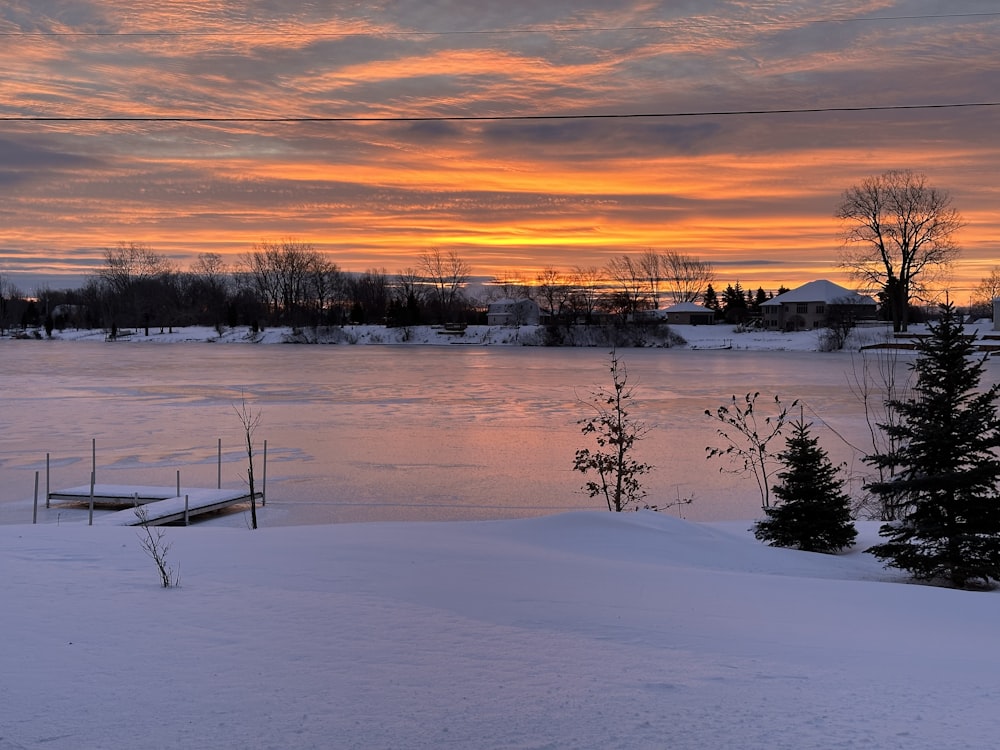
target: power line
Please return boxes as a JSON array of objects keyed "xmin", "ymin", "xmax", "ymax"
[
  {"xmin": 1, "ymin": 12, "xmax": 997, "ymax": 37},
  {"xmin": 2, "ymin": 101, "xmax": 998, "ymax": 123}
]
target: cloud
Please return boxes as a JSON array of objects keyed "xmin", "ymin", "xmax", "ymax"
[
  {"xmin": 0, "ymin": 136, "xmax": 100, "ymax": 174},
  {"xmin": 0, "ymin": 2, "xmax": 998, "ymax": 291}
]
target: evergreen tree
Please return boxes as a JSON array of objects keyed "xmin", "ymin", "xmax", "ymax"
[
  {"xmin": 754, "ymin": 287, "xmax": 769, "ymax": 309},
  {"xmin": 722, "ymin": 282, "xmax": 748, "ymax": 322},
  {"xmin": 754, "ymin": 418, "xmax": 857, "ymax": 553},
  {"xmin": 867, "ymin": 302, "xmax": 1000, "ymax": 588},
  {"xmin": 702, "ymin": 284, "xmax": 720, "ymax": 316}
]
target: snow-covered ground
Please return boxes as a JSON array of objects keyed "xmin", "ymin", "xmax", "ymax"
[
  {"xmin": 37, "ymin": 318, "xmax": 997, "ymax": 351},
  {"xmin": 2, "ymin": 511, "xmax": 997, "ymax": 749},
  {"xmin": 38, "ymin": 321, "xmax": 857, "ymax": 349},
  {"xmin": 7, "ymin": 320, "xmax": 1000, "ymax": 748}
]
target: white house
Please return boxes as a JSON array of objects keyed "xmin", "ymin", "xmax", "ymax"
[
  {"xmin": 486, "ymin": 298, "xmax": 541, "ymax": 326},
  {"xmin": 760, "ymin": 280, "xmax": 876, "ymax": 331}
]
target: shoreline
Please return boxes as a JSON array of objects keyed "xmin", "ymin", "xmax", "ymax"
[{"xmin": 4, "ymin": 321, "xmax": 908, "ymax": 351}]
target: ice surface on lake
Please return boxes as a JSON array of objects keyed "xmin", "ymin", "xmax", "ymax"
[{"xmin": 2, "ymin": 340, "xmax": 967, "ymax": 526}]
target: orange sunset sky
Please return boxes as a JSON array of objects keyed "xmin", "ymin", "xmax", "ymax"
[{"xmin": 1, "ymin": 2, "xmax": 998, "ymax": 300}]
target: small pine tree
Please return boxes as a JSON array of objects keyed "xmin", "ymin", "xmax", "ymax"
[
  {"xmin": 867, "ymin": 302, "xmax": 1000, "ymax": 588},
  {"xmin": 754, "ymin": 417, "xmax": 857, "ymax": 553}
]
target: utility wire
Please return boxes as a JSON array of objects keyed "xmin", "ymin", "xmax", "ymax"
[
  {"xmin": 2, "ymin": 101, "xmax": 998, "ymax": 123},
  {"xmin": 1, "ymin": 12, "xmax": 998, "ymax": 36}
]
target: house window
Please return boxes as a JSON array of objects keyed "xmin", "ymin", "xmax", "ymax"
[
  {"xmin": 796, "ymin": 304, "xmax": 808, "ymax": 314},
  {"xmin": 815, "ymin": 305, "xmax": 825, "ymax": 314}
]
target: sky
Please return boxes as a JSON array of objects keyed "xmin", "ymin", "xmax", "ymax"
[{"xmin": 1, "ymin": 1, "xmax": 999, "ymax": 298}]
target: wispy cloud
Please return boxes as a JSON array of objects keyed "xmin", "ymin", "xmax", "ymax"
[{"xmin": 1, "ymin": 1, "xmax": 998, "ymax": 292}]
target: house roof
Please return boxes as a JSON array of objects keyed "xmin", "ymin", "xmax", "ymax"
[
  {"xmin": 664, "ymin": 301, "xmax": 714, "ymax": 313},
  {"xmin": 760, "ymin": 279, "xmax": 875, "ymax": 307}
]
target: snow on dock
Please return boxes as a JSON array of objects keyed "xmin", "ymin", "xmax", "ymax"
[{"xmin": 48, "ymin": 485, "xmax": 257, "ymax": 525}]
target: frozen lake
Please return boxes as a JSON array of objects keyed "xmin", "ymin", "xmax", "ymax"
[{"xmin": 0, "ymin": 340, "xmax": 966, "ymax": 526}]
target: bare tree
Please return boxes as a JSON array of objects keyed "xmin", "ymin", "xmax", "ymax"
[
  {"xmin": 189, "ymin": 252, "xmax": 232, "ymax": 328},
  {"xmin": 240, "ymin": 240, "xmax": 334, "ymax": 324},
  {"xmin": 100, "ymin": 242, "xmax": 170, "ymax": 298},
  {"xmin": 847, "ymin": 349, "xmax": 911, "ymax": 520},
  {"xmin": 98, "ymin": 242, "xmax": 174, "ymax": 330},
  {"xmin": 971, "ymin": 266, "xmax": 1000, "ymax": 318},
  {"xmin": 134, "ymin": 503, "xmax": 178, "ymax": 588},
  {"xmin": 487, "ymin": 272, "xmax": 530, "ymax": 302},
  {"xmin": 574, "ymin": 349, "xmax": 653, "ymax": 512},
  {"xmin": 604, "ymin": 255, "xmax": 649, "ymax": 319},
  {"xmin": 569, "ymin": 266, "xmax": 602, "ymax": 324},
  {"xmin": 535, "ymin": 267, "xmax": 572, "ymax": 321},
  {"xmin": 418, "ymin": 248, "xmax": 470, "ymax": 323},
  {"xmin": 389, "ymin": 267, "xmax": 426, "ymax": 326},
  {"xmin": 304, "ymin": 254, "xmax": 343, "ymax": 325},
  {"xmin": 639, "ymin": 250, "xmax": 662, "ymax": 310},
  {"xmin": 706, "ymin": 393, "xmax": 798, "ymax": 509},
  {"xmin": 191, "ymin": 252, "xmax": 229, "ymax": 291},
  {"xmin": 234, "ymin": 395, "xmax": 262, "ymax": 530},
  {"xmin": 819, "ymin": 296, "xmax": 867, "ymax": 352},
  {"xmin": 349, "ymin": 268, "xmax": 390, "ymax": 323},
  {"xmin": 837, "ymin": 169, "xmax": 963, "ymax": 332},
  {"xmin": 661, "ymin": 250, "xmax": 716, "ymax": 305}
]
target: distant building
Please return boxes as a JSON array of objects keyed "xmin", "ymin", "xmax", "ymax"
[
  {"xmin": 662, "ymin": 301, "xmax": 716, "ymax": 325},
  {"xmin": 761, "ymin": 280, "xmax": 876, "ymax": 331},
  {"xmin": 486, "ymin": 298, "xmax": 540, "ymax": 326}
]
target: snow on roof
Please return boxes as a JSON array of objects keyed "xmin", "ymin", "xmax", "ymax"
[
  {"xmin": 664, "ymin": 301, "xmax": 714, "ymax": 313},
  {"xmin": 760, "ymin": 279, "xmax": 875, "ymax": 306}
]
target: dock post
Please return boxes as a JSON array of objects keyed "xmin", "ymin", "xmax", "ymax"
[
  {"xmin": 91, "ymin": 438, "xmax": 96, "ymax": 485},
  {"xmin": 88, "ymin": 471, "xmax": 95, "ymax": 526},
  {"xmin": 176, "ymin": 470, "xmax": 181, "ymax": 498},
  {"xmin": 184, "ymin": 494, "xmax": 190, "ymax": 526},
  {"xmin": 217, "ymin": 438, "xmax": 222, "ymax": 489},
  {"xmin": 33, "ymin": 471, "xmax": 39, "ymax": 524},
  {"xmin": 262, "ymin": 439, "xmax": 267, "ymax": 506},
  {"xmin": 45, "ymin": 453, "xmax": 50, "ymax": 508}
]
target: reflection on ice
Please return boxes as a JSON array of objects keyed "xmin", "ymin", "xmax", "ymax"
[{"xmin": 1, "ymin": 341, "xmax": 968, "ymax": 527}]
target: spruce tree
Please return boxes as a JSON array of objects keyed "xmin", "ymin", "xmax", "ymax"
[
  {"xmin": 867, "ymin": 302, "xmax": 1000, "ymax": 588},
  {"xmin": 754, "ymin": 417, "xmax": 857, "ymax": 553}
]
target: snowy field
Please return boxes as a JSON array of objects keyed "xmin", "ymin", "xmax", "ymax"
[
  {"xmin": 3, "ymin": 511, "xmax": 999, "ymax": 749},
  {"xmin": 6, "ymin": 321, "xmax": 1000, "ymax": 748},
  {"xmin": 38, "ymin": 317, "xmax": 997, "ymax": 351}
]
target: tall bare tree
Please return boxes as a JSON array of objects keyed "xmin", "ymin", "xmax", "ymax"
[
  {"xmin": 189, "ymin": 252, "xmax": 231, "ymax": 327},
  {"xmin": 240, "ymin": 239, "xmax": 333, "ymax": 324},
  {"xmin": 837, "ymin": 169, "xmax": 963, "ymax": 332},
  {"xmin": 535, "ymin": 267, "xmax": 572, "ymax": 321},
  {"xmin": 305, "ymin": 254, "xmax": 343, "ymax": 325},
  {"xmin": 569, "ymin": 266, "xmax": 602, "ymax": 324},
  {"xmin": 98, "ymin": 242, "xmax": 174, "ymax": 330},
  {"xmin": 638, "ymin": 250, "xmax": 662, "ymax": 310},
  {"xmin": 604, "ymin": 255, "xmax": 649, "ymax": 319},
  {"xmin": 418, "ymin": 248, "xmax": 470, "ymax": 324},
  {"xmin": 661, "ymin": 250, "xmax": 716, "ymax": 305}
]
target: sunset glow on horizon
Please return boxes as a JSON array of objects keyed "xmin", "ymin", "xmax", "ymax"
[{"xmin": 2, "ymin": 3, "xmax": 999, "ymax": 300}]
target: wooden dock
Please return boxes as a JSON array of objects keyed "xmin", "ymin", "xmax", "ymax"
[{"xmin": 48, "ymin": 485, "xmax": 258, "ymax": 526}]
